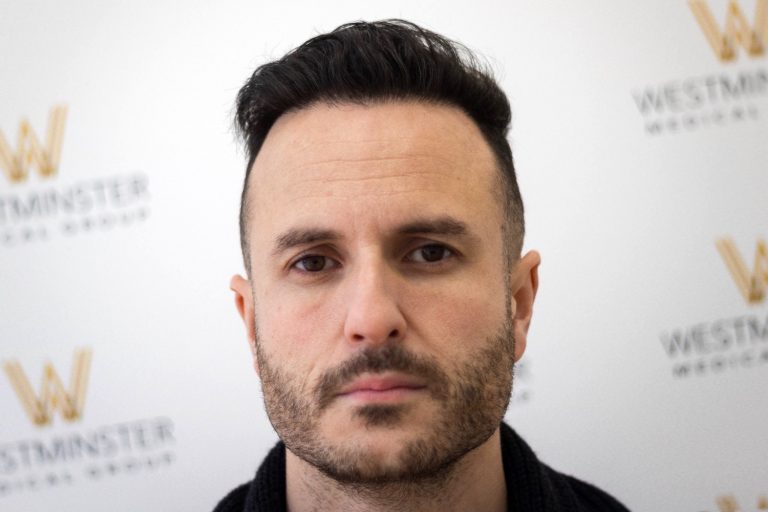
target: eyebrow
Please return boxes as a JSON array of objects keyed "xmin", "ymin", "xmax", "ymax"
[
  {"xmin": 272, "ymin": 228, "xmax": 341, "ymax": 256},
  {"xmin": 397, "ymin": 216, "xmax": 471, "ymax": 237},
  {"xmin": 271, "ymin": 216, "xmax": 476, "ymax": 256}
]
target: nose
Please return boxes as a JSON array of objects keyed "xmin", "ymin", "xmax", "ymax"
[{"xmin": 343, "ymin": 259, "xmax": 407, "ymax": 346}]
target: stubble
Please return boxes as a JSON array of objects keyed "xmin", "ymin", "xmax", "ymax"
[{"xmin": 256, "ymin": 319, "xmax": 516, "ymax": 487}]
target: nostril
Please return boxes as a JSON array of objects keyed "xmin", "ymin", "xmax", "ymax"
[{"xmin": 389, "ymin": 329, "xmax": 399, "ymax": 338}]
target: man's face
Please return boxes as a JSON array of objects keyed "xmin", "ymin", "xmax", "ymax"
[{"xmin": 239, "ymin": 101, "xmax": 527, "ymax": 483}]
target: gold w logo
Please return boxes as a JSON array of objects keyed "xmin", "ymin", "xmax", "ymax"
[
  {"xmin": 2, "ymin": 348, "xmax": 92, "ymax": 426},
  {"xmin": 715, "ymin": 493, "xmax": 768, "ymax": 512},
  {"xmin": 716, "ymin": 495, "xmax": 740, "ymax": 512},
  {"xmin": 716, "ymin": 238, "xmax": 768, "ymax": 304},
  {"xmin": 688, "ymin": 0, "xmax": 768, "ymax": 61},
  {"xmin": 0, "ymin": 105, "xmax": 67, "ymax": 184}
]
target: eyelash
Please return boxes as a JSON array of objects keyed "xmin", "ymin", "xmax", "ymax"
[
  {"xmin": 404, "ymin": 244, "xmax": 455, "ymax": 264},
  {"xmin": 289, "ymin": 243, "xmax": 457, "ymax": 274},
  {"xmin": 292, "ymin": 254, "xmax": 339, "ymax": 273}
]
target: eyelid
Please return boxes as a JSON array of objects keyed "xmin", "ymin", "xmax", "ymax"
[
  {"xmin": 404, "ymin": 242, "xmax": 458, "ymax": 264},
  {"xmin": 296, "ymin": 256, "xmax": 339, "ymax": 272},
  {"xmin": 286, "ymin": 247, "xmax": 342, "ymax": 273}
]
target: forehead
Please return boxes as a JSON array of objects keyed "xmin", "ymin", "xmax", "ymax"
[{"xmin": 246, "ymin": 101, "xmax": 501, "ymax": 245}]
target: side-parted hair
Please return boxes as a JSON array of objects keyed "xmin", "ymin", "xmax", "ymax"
[{"xmin": 234, "ymin": 19, "xmax": 524, "ymax": 271}]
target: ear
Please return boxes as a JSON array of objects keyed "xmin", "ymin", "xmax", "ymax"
[
  {"xmin": 230, "ymin": 274, "xmax": 259, "ymax": 375},
  {"xmin": 509, "ymin": 251, "xmax": 541, "ymax": 362}
]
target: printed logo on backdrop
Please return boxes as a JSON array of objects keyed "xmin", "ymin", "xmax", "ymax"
[
  {"xmin": 704, "ymin": 493, "xmax": 768, "ymax": 512},
  {"xmin": 631, "ymin": 0, "xmax": 768, "ymax": 136},
  {"xmin": 717, "ymin": 238, "xmax": 768, "ymax": 303},
  {"xmin": 3, "ymin": 348, "xmax": 91, "ymax": 426},
  {"xmin": 689, "ymin": 0, "xmax": 767, "ymax": 62},
  {"xmin": 0, "ymin": 349, "xmax": 176, "ymax": 498},
  {"xmin": 0, "ymin": 105, "xmax": 150, "ymax": 247},
  {"xmin": 659, "ymin": 237, "xmax": 768, "ymax": 379},
  {"xmin": 0, "ymin": 106, "xmax": 66, "ymax": 184}
]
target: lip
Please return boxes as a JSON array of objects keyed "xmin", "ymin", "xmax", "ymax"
[{"xmin": 337, "ymin": 373, "xmax": 427, "ymax": 399}]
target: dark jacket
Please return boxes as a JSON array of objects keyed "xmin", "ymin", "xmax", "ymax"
[{"xmin": 213, "ymin": 423, "xmax": 630, "ymax": 511}]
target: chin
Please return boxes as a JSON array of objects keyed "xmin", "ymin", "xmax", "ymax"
[
  {"xmin": 314, "ymin": 441, "xmax": 416, "ymax": 484},
  {"xmin": 296, "ymin": 402, "xmax": 462, "ymax": 484},
  {"xmin": 353, "ymin": 430, "xmax": 414, "ymax": 457},
  {"xmin": 318, "ymin": 408, "xmax": 427, "ymax": 465}
]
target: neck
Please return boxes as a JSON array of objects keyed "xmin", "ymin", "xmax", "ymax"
[{"xmin": 285, "ymin": 428, "xmax": 506, "ymax": 512}]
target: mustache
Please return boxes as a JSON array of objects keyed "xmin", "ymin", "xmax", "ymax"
[{"xmin": 314, "ymin": 344, "xmax": 449, "ymax": 411}]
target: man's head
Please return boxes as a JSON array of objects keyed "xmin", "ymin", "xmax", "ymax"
[
  {"xmin": 230, "ymin": 20, "xmax": 540, "ymax": 486},
  {"xmin": 235, "ymin": 20, "xmax": 524, "ymax": 272}
]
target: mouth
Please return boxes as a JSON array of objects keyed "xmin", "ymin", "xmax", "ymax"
[{"xmin": 336, "ymin": 373, "xmax": 427, "ymax": 403}]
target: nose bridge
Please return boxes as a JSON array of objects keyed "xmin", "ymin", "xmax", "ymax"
[{"xmin": 343, "ymin": 249, "xmax": 406, "ymax": 345}]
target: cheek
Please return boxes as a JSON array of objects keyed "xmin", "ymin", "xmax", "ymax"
[
  {"xmin": 405, "ymin": 275, "xmax": 508, "ymax": 354},
  {"xmin": 255, "ymin": 284, "xmax": 341, "ymax": 373}
]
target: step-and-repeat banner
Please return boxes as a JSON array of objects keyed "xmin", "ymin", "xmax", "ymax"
[{"xmin": 1, "ymin": 1, "xmax": 766, "ymax": 510}]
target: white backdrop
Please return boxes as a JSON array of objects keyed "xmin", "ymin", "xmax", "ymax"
[{"xmin": 1, "ymin": 1, "xmax": 766, "ymax": 511}]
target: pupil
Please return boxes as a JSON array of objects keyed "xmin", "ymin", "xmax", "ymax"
[
  {"xmin": 421, "ymin": 245, "xmax": 444, "ymax": 262},
  {"xmin": 302, "ymin": 256, "xmax": 325, "ymax": 271}
]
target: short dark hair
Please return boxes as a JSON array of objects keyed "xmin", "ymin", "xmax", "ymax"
[{"xmin": 235, "ymin": 19, "xmax": 524, "ymax": 272}]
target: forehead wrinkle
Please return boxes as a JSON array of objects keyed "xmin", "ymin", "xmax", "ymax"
[
  {"xmin": 269, "ymin": 154, "xmax": 475, "ymax": 198},
  {"xmin": 283, "ymin": 135, "xmax": 449, "ymax": 153},
  {"xmin": 277, "ymin": 171, "xmax": 464, "ymax": 205},
  {"xmin": 288, "ymin": 167, "xmax": 459, "ymax": 186},
  {"xmin": 273, "ymin": 146, "xmax": 469, "ymax": 179},
  {"xmin": 293, "ymin": 133, "xmax": 473, "ymax": 154},
  {"xmin": 289, "ymin": 153, "xmax": 454, "ymax": 168}
]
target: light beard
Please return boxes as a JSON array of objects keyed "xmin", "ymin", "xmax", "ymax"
[{"xmin": 256, "ymin": 322, "xmax": 515, "ymax": 487}]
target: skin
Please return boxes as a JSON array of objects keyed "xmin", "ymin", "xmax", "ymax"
[{"xmin": 231, "ymin": 101, "xmax": 540, "ymax": 512}]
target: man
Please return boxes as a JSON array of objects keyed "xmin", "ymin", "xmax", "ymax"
[{"xmin": 216, "ymin": 20, "xmax": 629, "ymax": 512}]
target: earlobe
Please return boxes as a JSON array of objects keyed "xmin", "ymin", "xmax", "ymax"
[
  {"xmin": 509, "ymin": 251, "xmax": 541, "ymax": 362},
  {"xmin": 230, "ymin": 275, "xmax": 258, "ymax": 372}
]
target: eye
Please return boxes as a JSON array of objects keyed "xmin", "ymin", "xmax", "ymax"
[
  {"xmin": 407, "ymin": 244, "xmax": 454, "ymax": 263},
  {"xmin": 292, "ymin": 254, "xmax": 338, "ymax": 273}
]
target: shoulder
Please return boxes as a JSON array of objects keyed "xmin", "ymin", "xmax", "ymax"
[
  {"xmin": 541, "ymin": 464, "xmax": 631, "ymax": 512},
  {"xmin": 211, "ymin": 441, "xmax": 287, "ymax": 512},
  {"xmin": 212, "ymin": 482, "xmax": 249, "ymax": 512},
  {"xmin": 499, "ymin": 423, "xmax": 630, "ymax": 511}
]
